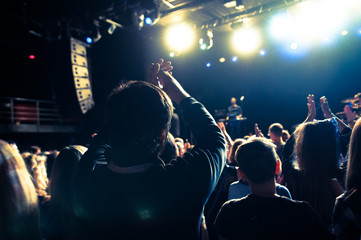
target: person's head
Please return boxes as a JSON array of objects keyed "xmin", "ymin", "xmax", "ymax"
[
  {"xmin": 294, "ymin": 119, "xmax": 339, "ymax": 177},
  {"xmin": 228, "ymin": 138, "xmax": 246, "ymax": 164},
  {"xmin": 346, "ymin": 118, "xmax": 361, "ymax": 190},
  {"xmin": 354, "ymin": 93, "xmax": 361, "ymax": 102},
  {"xmin": 268, "ymin": 123, "xmax": 284, "ymax": 142},
  {"xmin": 49, "ymin": 145, "xmax": 87, "ymax": 208},
  {"xmin": 30, "ymin": 145, "xmax": 41, "ymax": 154},
  {"xmin": 235, "ymin": 138, "xmax": 280, "ymax": 184},
  {"xmin": 282, "ymin": 130, "xmax": 290, "ymax": 142},
  {"xmin": 0, "ymin": 140, "xmax": 38, "ymax": 224},
  {"xmin": 230, "ymin": 97, "xmax": 237, "ymax": 105},
  {"xmin": 105, "ymin": 81, "xmax": 173, "ymax": 157}
]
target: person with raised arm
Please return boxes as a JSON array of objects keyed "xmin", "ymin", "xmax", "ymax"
[
  {"xmin": 281, "ymin": 94, "xmax": 351, "ymax": 226},
  {"xmin": 73, "ymin": 59, "xmax": 226, "ymax": 240}
]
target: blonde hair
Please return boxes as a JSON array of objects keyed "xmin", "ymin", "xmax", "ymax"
[
  {"xmin": 22, "ymin": 152, "xmax": 50, "ymax": 199},
  {"xmin": 0, "ymin": 140, "xmax": 38, "ymax": 222}
]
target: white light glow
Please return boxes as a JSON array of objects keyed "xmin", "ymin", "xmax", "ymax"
[
  {"xmin": 232, "ymin": 27, "xmax": 262, "ymax": 54},
  {"xmin": 269, "ymin": 13, "xmax": 292, "ymax": 40},
  {"xmin": 165, "ymin": 24, "xmax": 195, "ymax": 52}
]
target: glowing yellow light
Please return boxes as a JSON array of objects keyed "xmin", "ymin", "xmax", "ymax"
[
  {"xmin": 232, "ymin": 28, "xmax": 262, "ymax": 54},
  {"xmin": 341, "ymin": 30, "xmax": 348, "ymax": 36},
  {"xmin": 169, "ymin": 52, "xmax": 175, "ymax": 57},
  {"xmin": 219, "ymin": 57, "xmax": 226, "ymax": 63},
  {"xmin": 165, "ymin": 24, "xmax": 195, "ymax": 51}
]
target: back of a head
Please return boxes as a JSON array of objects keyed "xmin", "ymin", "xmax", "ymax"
[
  {"xmin": 0, "ymin": 140, "xmax": 38, "ymax": 224},
  {"xmin": 347, "ymin": 118, "xmax": 361, "ymax": 190},
  {"xmin": 269, "ymin": 123, "xmax": 283, "ymax": 137},
  {"xmin": 50, "ymin": 145, "xmax": 87, "ymax": 208},
  {"xmin": 229, "ymin": 138, "xmax": 246, "ymax": 164},
  {"xmin": 235, "ymin": 138, "xmax": 277, "ymax": 184},
  {"xmin": 105, "ymin": 81, "xmax": 173, "ymax": 152},
  {"xmin": 294, "ymin": 120, "xmax": 339, "ymax": 177}
]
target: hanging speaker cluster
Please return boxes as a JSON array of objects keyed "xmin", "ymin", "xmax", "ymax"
[{"xmin": 70, "ymin": 38, "xmax": 95, "ymax": 114}]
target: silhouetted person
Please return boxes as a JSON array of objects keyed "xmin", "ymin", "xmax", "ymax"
[{"xmin": 74, "ymin": 59, "xmax": 226, "ymax": 240}]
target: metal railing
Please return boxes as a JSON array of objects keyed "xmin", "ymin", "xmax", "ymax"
[{"xmin": 0, "ymin": 97, "xmax": 64, "ymax": 126}]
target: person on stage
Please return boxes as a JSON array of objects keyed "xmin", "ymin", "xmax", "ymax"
[{"xmin": 226, "ymin": 97, "xmax": 243, "ymax": 140}]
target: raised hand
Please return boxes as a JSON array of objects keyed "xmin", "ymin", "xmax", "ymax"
[
  {"xmin": 149, "ymin": 59, "xmax": 189, "ymax": 104},
  {"xmin": 320, "ymin": 96, "xmax": 332, "ymax": 119},
  {"xmin": 344, "ymin": 104, "xmax": 357, "ymax": 128},
  {"xmin": 305, "ymin": 94, "xmax": 316, "ymax": 122},
  {"xmin": 254, "ymin": 123, "xmax": 264, "ymax": 138},
  {"xmin": 217, "ymin": 122, "xmax": 226, "ymax": 133}
]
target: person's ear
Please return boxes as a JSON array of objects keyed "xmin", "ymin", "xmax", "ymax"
[
  {"xmin": 238, "ymin": 169, "xmax": 247, "ymax": 182},
  {"xmin": 275, "ymin": 159, "xmax": 281, "ymax": 175}
]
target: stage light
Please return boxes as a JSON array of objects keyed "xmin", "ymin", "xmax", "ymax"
[
  {"xmin": 145, "ymin": 17, "xmax": 153, "ymax": 25},
  {"xmin": 259, "ymin": 49, "xmax": 266, "ymax": 56},
  {"xmin": 232, "ymin": 27, "xmax": 262, "ymax": 54},
  {"xmin": 169, "ymin": 52, "xmax": 175, "ymax": 58},
  {"xmin": 29, "ymin": 55, "xmax": 35, "ymax": 60},
  {"xmin": 269, "ymin": 13, "xmax": 292, "ymax": 40},
  {"xmin": 86, "ymin": 37, "xmax": 93, "ymax": 44},
  {"xmin": 290, "ymin": 42, "xmax": 298, "ymax": 50},
  {"xmin": 291, "ymin": 0, "xmax": 347, "ymax": 43},
  {"xmin": 206, "ymin": 63, "xmax": 211, "ymax": 68},
  {"xmin": 143, "ymin": 0, "xmax": 160, "ymax": 26},
  {"xmin": 341, "ymin": 30, "xmax": 348, "ymax": 36},
  {"xmin": 165, "ymin": 23, "xmax": 195, "ymax": 52},
  {"xmin": 219, "ymin": 57, "xmax": 226, "ymax": 63},
  {"xmin": 232, "ymin": 56, "xmax": 238, "ymax": 62},
  {"xmin": 199, "ymin": 29, "xmax": 213, "ymax": 50}
]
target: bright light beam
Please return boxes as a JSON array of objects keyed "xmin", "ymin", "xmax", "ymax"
[
  {"xmin": 232, "ymin": 27, "xmax": 262, "ymax": 54},
  {"xmin": 165, "ymin": 24, "xmax": 195, "ymax": 52}
]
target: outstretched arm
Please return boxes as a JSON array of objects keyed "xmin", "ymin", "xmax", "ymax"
[
  {"xmin": 304, "ymin": 94, "xmax": 316, "ymax": 123},
  {"xmin": 320, "ymin": 96, "xmax": 349, "ymax": 133}
]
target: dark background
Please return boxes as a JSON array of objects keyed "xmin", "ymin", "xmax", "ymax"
[{"xmin": 1, "ymin": 0, "xmax": 361, "ymax": 149}]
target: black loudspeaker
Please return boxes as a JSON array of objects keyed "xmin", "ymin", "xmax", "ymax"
[{"xmin": 70, "ymin": 38, "xmax": 95, "ymax": 114}]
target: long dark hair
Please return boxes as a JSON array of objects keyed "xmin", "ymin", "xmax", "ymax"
[
  {"xmin": 49, "ymin": 145, "xmax": 87, "ymax": 210},
  {"xmin": 346, "ymin": 118, "xmax": 361, "ymax": 190},
  {"xmin": 294, "ymin": 120, "xmax": 339, "ymax": 178}
]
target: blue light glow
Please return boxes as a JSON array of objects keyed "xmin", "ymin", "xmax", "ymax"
[
  {"xmin": 232, "ymin": 56, "xmax": 238, "ymax": 62},
  {"xmin": 259, "ymin": 50, "xmax": 266, "ymax": 56},
  {"xmin": 145, "ymin": 17, "xmax": 153, "ymax": 25},
  {"xmin": 206, "ymin": 63, "xmax": 211, "ymax": 68},
  {"xmin": 86, "ymin": 37, "xmax": 93, "ymax": 44}
]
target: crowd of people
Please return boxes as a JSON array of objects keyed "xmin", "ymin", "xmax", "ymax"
[{"xmin": 0, "ymin": 59, "xmax": 360, "ymax": 240}]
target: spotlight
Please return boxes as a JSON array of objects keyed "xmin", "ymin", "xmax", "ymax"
[
  {"xmin": 199, "ymin": 29, "xmax": 213, "ymax": 50},
  {"xmin": 169, "ymin": 52, "xmax": 175, "ymax": 58},
  {"xmin": 206, "ymin": 62, "xmax": 211, "ymax": 68},
  {"xmin": 341, "ymin": 30, "xmax": 348, "ymax": 36},
  {"xmin": 219, "ymin": 57, "xmax": 226, "ymax": 63},
  {"xmin": 232, "ymin": 56, "xmax": 238, "ymax": 62},
  {"xmin": 165, "ymin": 23, "xmax": 195, "ymax": 52},
  {"xmin": 232, "ymin": 27, "xmax": 262, "ymax": 54},
  {"xmin": 29, "ymin": 55, "xmax": 35, "ymax": 60},
  {"xmin": 290, "ymin": 42, "xmax": 298, "ymax": 50},
  {"xmin": 143, "ymin": 0, "xmax": 160, "ymax": 26},
  {"xmin": 259, "ymin": 49, "xmax": 266, "ymax": 56},
  {"xmin": 145, "ymin": 17, "xmax": 153, "ymax": 25},
  {"xmin": 86, "ymin": 37, "xmax": 93, "ymax": 44},
  {"xmin": 269, "ymin": 13, "xmax": 292, "ymax": 40}
]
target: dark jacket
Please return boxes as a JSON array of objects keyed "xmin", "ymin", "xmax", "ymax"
[{"xmin": 73, "ymin": 97, "xmax": 226, "ymax": 240}]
